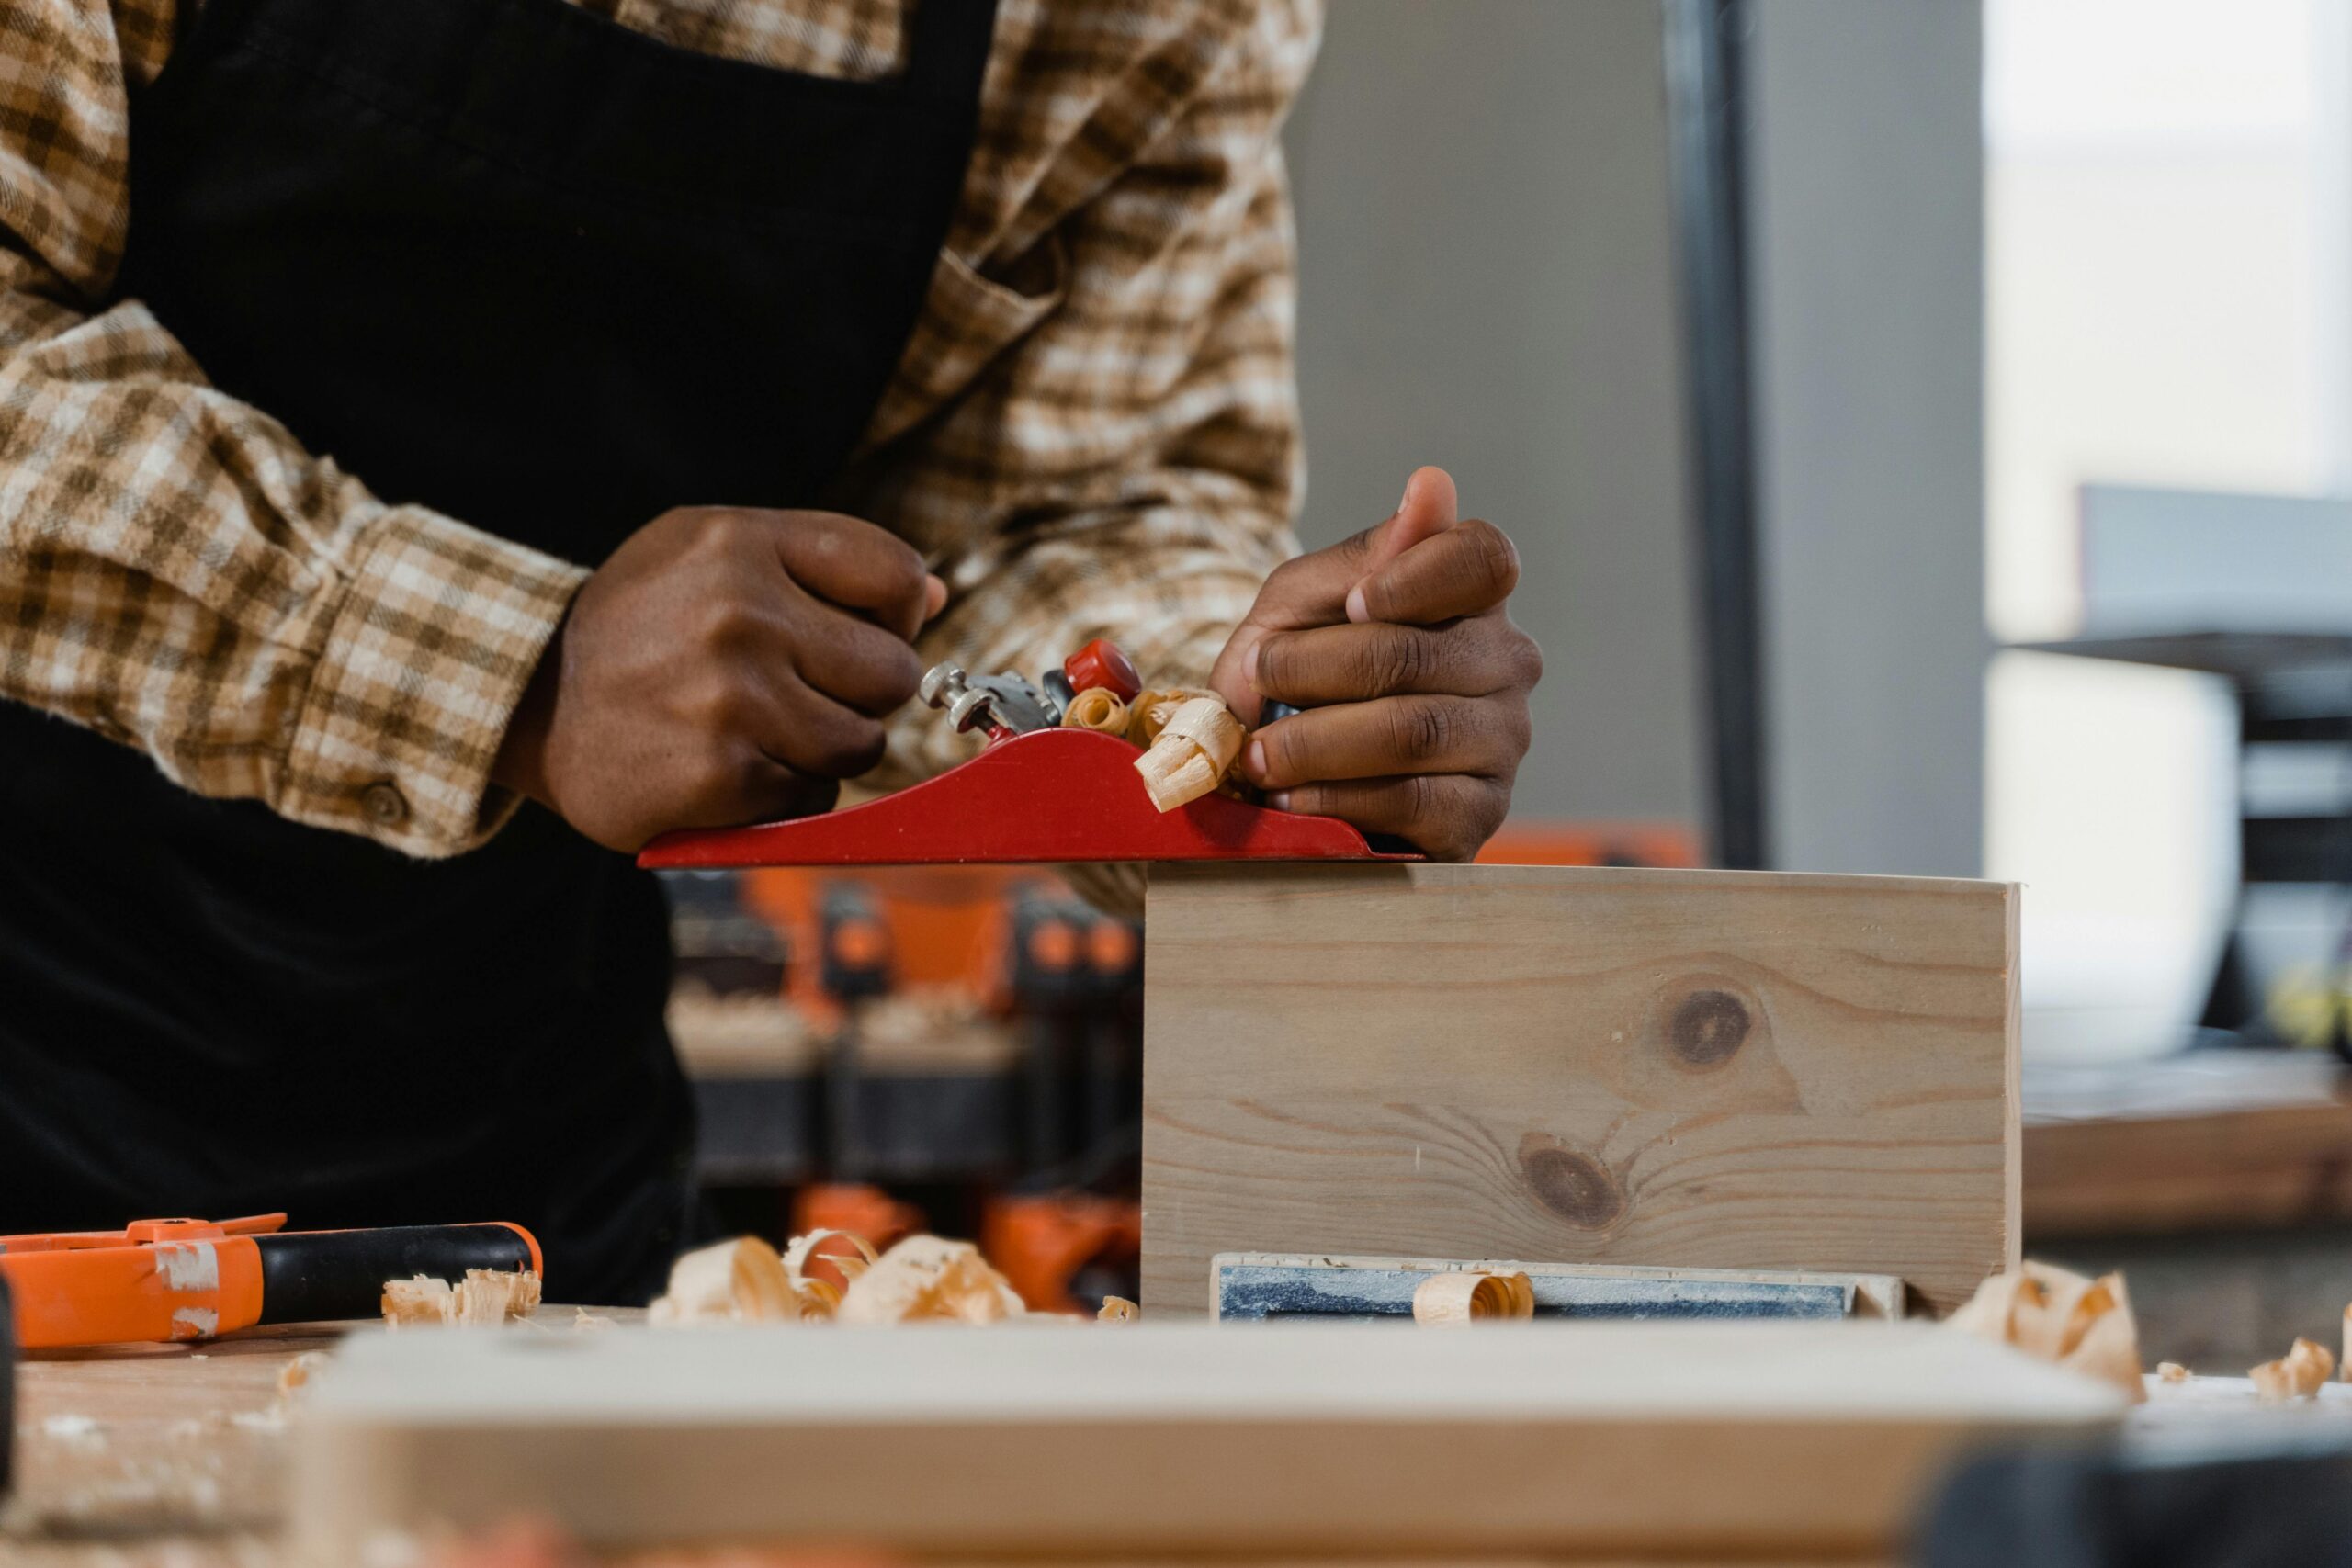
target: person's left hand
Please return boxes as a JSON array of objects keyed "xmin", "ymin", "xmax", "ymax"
[{"xmin": 1208, "ymin": 466, "xmax": 1541, "ymax": 862}]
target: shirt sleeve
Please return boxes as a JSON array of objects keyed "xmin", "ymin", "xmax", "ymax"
[
  {"xmin": 848, "ymin": 0, "xmax": 1319, "ymax": 794},
  {"xmin": 0, "ymin": 0, "xmax": 585, "ymax": 857}
]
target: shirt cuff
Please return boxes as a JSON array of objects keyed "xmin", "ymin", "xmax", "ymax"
[{"xmin": 277, "ymin": 505, "xmax": 587, "ymax": 857}]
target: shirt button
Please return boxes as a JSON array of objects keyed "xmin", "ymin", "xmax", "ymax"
[{"xmin": 361, "ymin": 782, "xmax": 411, "ymax": 828}]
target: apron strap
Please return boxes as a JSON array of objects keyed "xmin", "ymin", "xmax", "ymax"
[{"xmin": 903, "ymin": 0, "xmax": 999, "ymax": 110}]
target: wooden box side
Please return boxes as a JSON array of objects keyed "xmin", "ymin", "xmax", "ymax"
[{"xmin": 1140, "ymin": 863, "xmax": 2020, "ymax": 1316}]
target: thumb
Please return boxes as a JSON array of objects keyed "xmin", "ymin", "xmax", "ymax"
[
  {"xmin": 1345, "ymin": 466, "xmax": 1457, "ymax": 624},
  {"xmin": 1208, "ymin": 467, "xmax": 1461, "ymax": 721},
  {"xmin": 1363, "ymin": 466, "xmax": 1459, "ymax": 575}
]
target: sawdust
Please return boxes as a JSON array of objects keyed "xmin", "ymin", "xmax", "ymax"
[
  {"xmin": 40, "ymin": 1414, "xmax": 106, "ymax": 1448},
  {"xmin": 277, "ymin": 1348, "xmax": 330, "ymax": 1404}
]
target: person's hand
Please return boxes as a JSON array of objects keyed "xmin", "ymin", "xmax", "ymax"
[
  {"xmin": 492, "ymin": 507, "xmax": 944, "ymax": 852},
  {"xmin": 1208, "ymin": 467, "xmax": 1540, "ymax": 861}
]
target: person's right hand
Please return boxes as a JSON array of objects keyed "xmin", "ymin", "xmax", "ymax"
[{"xmin": 492, "ymin": 506, "xmax": 944, "ymax": 852}]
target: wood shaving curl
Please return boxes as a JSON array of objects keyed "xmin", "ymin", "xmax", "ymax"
[
  {"xmin": 1135, "ymin": 694, "xmax": 1246, "ymax": 812},
  {"xmin": 1098, "ymin": 1296, "xmax": 1139, "ymax": 1323},
  {"xmin": 1124, "ymin": 688, "xmax": 1212, "ymax": 749},
  {"xmin": 1412, "ymin": 1270, "xmax": 1536, "ymax": 1325},
  {"xmin": 1062, "ymin": 685, "xmax": 1130, "ymax": 736},
  {"xmin": 649, "ymin": 1236, "xmax": 825, "ymax": 1325},
  {"xmin": 836, "ymin": 1235, "xmax": 1026, "ymax": 1325},
  {"xmin": 381, "ymin": 1269, "xmax": 542, "ymax": 1329},
  {"xmin": 2251, "ymin": 1337, "xmax": 2335, "ymax": 1401},
  {"xmin": 1946, "ymin": 1261, "xmax": 2143, "ymax": 1403}
]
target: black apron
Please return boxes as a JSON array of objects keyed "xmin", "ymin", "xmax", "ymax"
[{"xmin": 0, "ymin": 0, "xmax": 993, "ymax": 1303}]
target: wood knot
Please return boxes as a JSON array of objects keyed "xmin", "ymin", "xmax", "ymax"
[
  {"xmin": 1518, "ymin": 1134, "xmax": 1626, "ymax": 1231},
  {"xmin": 1667, "ymin": 987, "xmax": 1752, "ymax": 1069}
]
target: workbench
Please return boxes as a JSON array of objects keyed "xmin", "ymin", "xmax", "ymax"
[
  {"xmin": 2024, "ymin": 1052, "xmax": 2352, "ymax": 1366},
  {"xmin": 6, "ymin": 1320, "xmax": 2346, "ymax": 1567}
]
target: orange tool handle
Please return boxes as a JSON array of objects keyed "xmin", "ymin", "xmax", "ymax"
[
  {"xmin": 0, "ymin": 1235, "xmax": 265, "ymax": 1348},
  {"xmin": 0, "ymin": 1223, "xmax": 539, "ymax": 1349}
]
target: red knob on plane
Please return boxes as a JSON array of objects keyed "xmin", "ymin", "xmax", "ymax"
[{"xmin": 1063, "ymin": 638, "xmax": 1141, "ymax": 704}]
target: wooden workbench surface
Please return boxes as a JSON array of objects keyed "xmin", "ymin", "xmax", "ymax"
[
  {"xmin": 2023, "ymin": 1053, "xmax": 2352, "ymax": 1236},
  {"xmin": 4, "ymin": 1323, "xmax": 339, "ymax": 1566},
  {"xmin": 7, "ymin": 1324, "xmax": 2347, "ymax": 1567}
]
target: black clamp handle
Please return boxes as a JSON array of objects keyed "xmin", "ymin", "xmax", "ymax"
[{"xmin": 255, "ymin": 1224, "xmax": 537, "ymax": 1325}]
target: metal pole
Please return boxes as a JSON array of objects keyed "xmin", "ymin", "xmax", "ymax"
[{"xmin": 1663, "ymin": 0, "xmax": 1770, "ymax": 870}]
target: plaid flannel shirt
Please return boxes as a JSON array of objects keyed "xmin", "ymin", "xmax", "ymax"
[{"xmin": 0, "ymin": 0, "xmax": 1314, "ymax": 853}]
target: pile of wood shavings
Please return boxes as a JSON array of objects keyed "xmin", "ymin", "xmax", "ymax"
[
  {"xmin": 1041, "ymin": 671, "xmax": 1251, "ymax": 812},
  {"xmin": 649, "ymin": 1232, "xmax": 1136, "ymax": 1325},
  {"xmin": 382, "ymin": 1268, "xmax": 544, "ymax": 1327}
]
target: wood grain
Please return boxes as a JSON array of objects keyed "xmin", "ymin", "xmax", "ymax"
[
  {"xmin": 1141, "ymin": 863, "xmax": 2019, "ymax": 1317},
  {"xmin": 288, "ymin": 1321, "xmax": 2118, "ymax": 1560}
]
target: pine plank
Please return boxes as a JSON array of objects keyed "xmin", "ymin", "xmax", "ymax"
[
  {"xmin": 1140, "ymin": 863, "xmax": 2019, "ymax": 1316},
  {"xmin": 286, "ymin": 1321, "xmax": 2118, "ymax": 1558}
]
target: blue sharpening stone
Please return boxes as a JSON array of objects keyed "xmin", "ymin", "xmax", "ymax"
[{"xmin": 1211, "ymin": 1253, "xmax": 1903, "ymax": 1322}]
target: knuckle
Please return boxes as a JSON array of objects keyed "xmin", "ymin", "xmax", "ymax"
[
  {"xmin": 1267, "ymin": 716, "xmax": 1308, "ymax": 782},
  {"xmin": 1460, "ymin": 520, "xmax": 1521, "ymax": 601},
  {"xmin": 687, "ymin": 506, "xmax": 755, "ymax": 554},
  {"xmin": 695, "ymin": 593, "xmax": 762, "ymax": 651},
  {"xmin": 1256, "ymin": 632, "xmax": 1296, "ymax": 697},
  {"xmin": 879, "ymin": 539, "xmax": 929, "ymax": 599},
  {"xmin": 1371, "ymin": 626, "xmax": 1429, "ymax": 694},
  {"xmin": 1263, "ymin": 555, "xmax": 1315, "ymax": 598},
  {"xmin": 807, "ymin": 716, "xmax": 888, "ymax": 778},
  {"xmin": 842, "ymin": 622, "xmax": 924, "ymax": 708},
  {"xmin": 724, "ymin": 745, "xmax": 776, "ymax": 805},
  {"xmin": 1403, "ymin": 771, "xmax": 1438, "ymax": 822},
  {"xmin": 1499, "ymin": 699, "xmax": 1533, "ymax": 758},
  {"xmin": 684, "ymin": 740, "xmax": 762, "ymax": 816},
  {"xmin": 1392, "ymin": 697, "xmax": 1452, "ymax": 763},
  {"xmin": 877, "ymin": 643, "xmax": 924, "ymax": 708},
  {"xmin": 1510, "ymin": 628, "xmax": 1544, "ymax": 689},
  {"xmin": 687, "ymin": 672, "xmax": 761, "ymax": 735},
  {"xmin": 1345, "ymin": 521, "xmax": 1385, "ymax": 559},
  {"xmin": 1416, "ymin": 778, "xmax": 1490, "ymax": 863}
]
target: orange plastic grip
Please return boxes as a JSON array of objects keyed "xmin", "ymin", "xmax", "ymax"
[{"xmin": 0, "ymin": 1235, "xmax": 264, "ymax": 1349}]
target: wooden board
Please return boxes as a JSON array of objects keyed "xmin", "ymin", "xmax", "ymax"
[
  {"xmin": 286, "ymin": 1321, "xmax": 2119, "ymax": 1560},
  {"xmin": 1141, "ymin": 863, "xmax": 2019, "ymax": 1317}
]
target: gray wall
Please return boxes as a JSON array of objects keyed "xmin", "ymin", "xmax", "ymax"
[
  {"xmin": 1283, "ymin": 0, "xmax": 1704, "ymax": 827},
  {"xmin": 1283, "ymin": 1, "xmax": 1986, "ymax": 874},
  {"xmin": 1747, "ymin": 0, "xmax": 1986, "ymax": 878}
]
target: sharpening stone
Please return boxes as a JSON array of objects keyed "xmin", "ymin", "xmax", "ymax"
[{"xmin": 1211, "ymin": 1252, "xmax": 1905, "ymax": 1322}]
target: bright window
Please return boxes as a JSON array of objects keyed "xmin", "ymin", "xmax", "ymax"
[{"xmin": 1984, "ymin": 0, "xmax": 2334, "ymax": 1057}]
